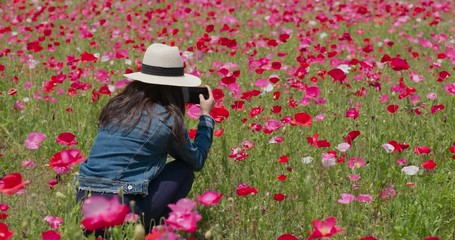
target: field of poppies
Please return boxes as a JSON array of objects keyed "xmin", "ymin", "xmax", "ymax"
[{"xmin": 1, "ymin": 0, "xmax": 455, "ymax": 239}]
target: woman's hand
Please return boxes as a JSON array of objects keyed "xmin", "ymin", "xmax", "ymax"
[{"xmin": 199, "ymin": 85, "xmax": 215, "ymax": 116}]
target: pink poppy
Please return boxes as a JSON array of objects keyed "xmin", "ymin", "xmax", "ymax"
[
  {"xmin": 24, "ymin": 132, "xmax": 47, "ymax": 150},
  {"xmin": 44, "ymin": 215, "xmax": 63, "ymax": 229},
  {"xmin": 165, "ymin": 198, "xmax": 202, "ymax": 233},
  {"xmin": 81, "ymin": 195, "xmax": 129, "ymax": 231},
  {"xmin": 357, "ymin": 194, "xmax": 373, "ymax": 203},
  {"xmin": 55, "ymin": 132, "xmax": 78, "ymax": 146},
  {"xmin": 49, "ymin": 149, "xmax": 87, "ymax": 174},
  {"xmin": 196, "ymin": 191, "xmax": 223, "ymax": 206},
  {"xmin": 348, "ymin": 157, "xmax": 366, "ymax": 169},
  {"xmin": 345, "ymin": 108, "xmax": 359, "ymax": 120},
  {"xmin": 308, "ymin": 216, "xmax": 343, "ymax": 239},
  {"xmin": 0, "ymin": 172, "xmax": 30, "ymax": 195},
  {"xmin": 338, "ymin": 193, "xmax": 355, "ymax": 204},
  {"xmin": 186, "ymin": 104, "xmax": 201, "ymax": 119}
]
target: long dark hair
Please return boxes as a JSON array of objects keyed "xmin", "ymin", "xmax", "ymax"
[{"xmin": 98, "ymin": 80, "xmax": 186, "ymax": 142}]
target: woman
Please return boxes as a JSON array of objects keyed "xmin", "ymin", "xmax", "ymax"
[{"xmin": 76, "ymin": 43, "xmax": 215, "ymax": 234}]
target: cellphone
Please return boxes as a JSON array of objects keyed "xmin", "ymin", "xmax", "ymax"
[{"xmin": 183, "ymin": 87, "xmax": 209, "ymax": 104}]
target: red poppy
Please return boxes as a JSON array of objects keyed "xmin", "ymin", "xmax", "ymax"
[
  {"xmin": 214, "ymin": 128, "xmax": 224, "ymax": 137},
  {"xmin": 413, "ymin": 146, "xmax": 431, "ymax": 155},
  {"xmin": 212, "ymin": 88, "xmax": 224, "ymax": 101},
  {"xmin": 210, "ymin": 105, "xmax": 229, "ymax": 123},
  {"xmin": 236, "ymin": 183, "xmax": 258, "ymax": 196},
  {"xmin": 278, "ymin": 156, "xmax": 289, "ymax": 164},
  {"xmin": 49, "ymin": 149, "xmax": 87, "ymax": 174},
  {"xmin": 422, "ymin": 160, "xmax": 436, "ymax": 170},
  {"xmin": 0, "ymin": 173, "xmax": 30, "ymax": 195},
  {"xmin": 277, "ymin": 174, "xmax": 287, "ymax": 181},
  {"xmin": 390, "ymin": 57, "xmax": 410, "ymax": 71},
  {"xmin": 188, "ymin": 129, "xmax": 197, "ymax": 140},
  {"xmin": 328, "ymin": 68, "xmax": 346, "ymax": 83},
  {"xmin": 271, "ymin": 105, "xmax": 282, "ymax": 114},
  {"xmin": 273, "ymin": 193, "xmax": 286, "ymax": 202},
  {"xmin": 386, "ymin": 104, "xmax": 399, "ymax": 114},
  {"xmin": 293, "ymin": 112, "xmax": 312, "ymax": 126},
  {"xmin": 0, "ymin": 223, "xmax": 13, "ymax": 240},
  {"xmin": 344, "ymin": 130, "xmax": 360, "ymax": 145},
  {"xmin": 388, "ymin": 140, "xmax": 409, "ymax": 152},
  {"xmin": 56, "ymin": 132, "xmax": 78, "ymax": 146},
  {"xmin": 80, "ymin": 51, "xmax": 98, "ymax": 62},
  {"xmin": 430, "ymin": 104, "xmax": 444, "ymax": 114}
]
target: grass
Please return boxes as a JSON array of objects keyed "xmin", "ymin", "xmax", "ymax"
[{"xmin": 1, "ymin": 0, "xmax": 455, "ymax": 239}]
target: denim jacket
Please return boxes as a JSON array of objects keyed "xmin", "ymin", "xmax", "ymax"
[{"xmin": 77, "ymin": 104, "xmax": 214, "ymax": 196}]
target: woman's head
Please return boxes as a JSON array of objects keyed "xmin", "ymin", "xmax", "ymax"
[{"xmin": 98, "ymin": 80, "xmax": 186, "ymax": 141}]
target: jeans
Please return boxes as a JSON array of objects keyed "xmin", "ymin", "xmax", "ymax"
[{"xmin": 76, "ymin": 160, "xmax": 195, "ymax": 235}]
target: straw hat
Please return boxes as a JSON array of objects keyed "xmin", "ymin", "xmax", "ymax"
[{"xmin": 123, "ymin": 43, "xmax": 201, "ymax": 87}]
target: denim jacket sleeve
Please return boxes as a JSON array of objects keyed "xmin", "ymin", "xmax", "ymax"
[{"xmin": 168, "ymin": 114, "xmax": 215, "ymax": 171}]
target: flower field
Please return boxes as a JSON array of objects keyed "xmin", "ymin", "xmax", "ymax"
[{"xmin": 1, "ymin": 0, "xmax": 455, "ymax": 239}]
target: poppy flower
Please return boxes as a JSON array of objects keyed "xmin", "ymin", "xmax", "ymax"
[
  {"xmin": 273, "ymin": 193, "xmax": 286, "ymax": 202},
  {"xmin": 55, "ymin": 132, "xmax": 78, "ymax": 146},
  {"xmin": 49, "ymin": 149, "xmax": 87, "ymax": 174},
  {"xmin": 24, "ymin": 132, "xmax": 47, "ymax": 150},
  {"xmin": 293, "ymin": 112, "xmax": 312, "ymax": 126},
  {"xmin": 210, "ymin": 105, "xmax": 230, "ymax": 123},
  {"xmin": 277, "ymin": 233, "xmax": 298, "ymax": 240},
  {"xmin": 214, "ymin": 128, "xmax": 224, "ymax": 137},
  {"xmin": 387, "ymin": 140, "xmax": 409, "ymax": 152},
  {"xmin": 81, "ymin": 195, "xmax": 129, "ymax": 231},
  {"xmin": 422, "ymin": 160, "xmax": 436, "ymax": 170},
  {"xmin": 386, "ymin": 104, "xmax": 399, "ymax": 113},
  {"xmin": 413, "ymin": 146, "xmax": 431, "ymax": 155},
  {"xmin": 44, "ymin": 215, "xmax": 63, "ymax": 229},
  {"xmin": 348, "ymin": 157, "xmax": 365, "ymax": 169},
  {"xmin": 338, "ymin": 193, "xmax": 355, "ymax": 204},
  {"xmin": 360, "ymin": 236, "xmax": 378, "ymax": 240},
  {"xmin": 308, "ymin": 216, "xmax": 343, "ymax": 239},
  {"xmin": 80, "ymin": 51, "xmax": 98, "ymax": 62},
  {"xmin": 357, "ymin": 194, "xmax": 373, "ymax": 203},
  {"xmin": 328, "ymin": 68, "xmax": 346, "ymax": 83},
  {"xmin": 236, "ymin": 183, "xmax": 258, "ymax": 196},
  {"xmin": 0, "ymin": 172, "xmax": 30, "ymax": 195},
  {"xmin": 402, "ymin": 165, "xmax": 419, "ymax": 175},
  {"xmin": 165, "ymin": 198, "xmax": 202, "ymax": 233},
  {"xmin": 0, "ymin": 223, "xmax": 13, "ymax": 240},
  {"xmin": 390, "ymin": 57, "xmax": 410, "ymax": 71},
  {"xmin": 186, "ymin": 105, "xmax": 201, "ymax": 119},
  {"xmin": 196, "ymin": 191, "xmax": 223, "ymax": 206},
  {"xmin": 430, "ymin": 104, "xmax": 444, "ymax": 114},
  {"xmin": 277, "ymin": 174, "xmax": 287, "ymax": 181},
  {"xmin": 344, "ymin": 130, "xmax": 360, "ymax": 145},
  {"xmin": 345, "ymin": 108, "xmax": 359, "ymax": 120}
]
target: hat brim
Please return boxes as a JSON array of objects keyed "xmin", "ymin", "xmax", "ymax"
[{"xmin": 123, "ymin": 72, "xmax": 201, "ymax": 87}]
